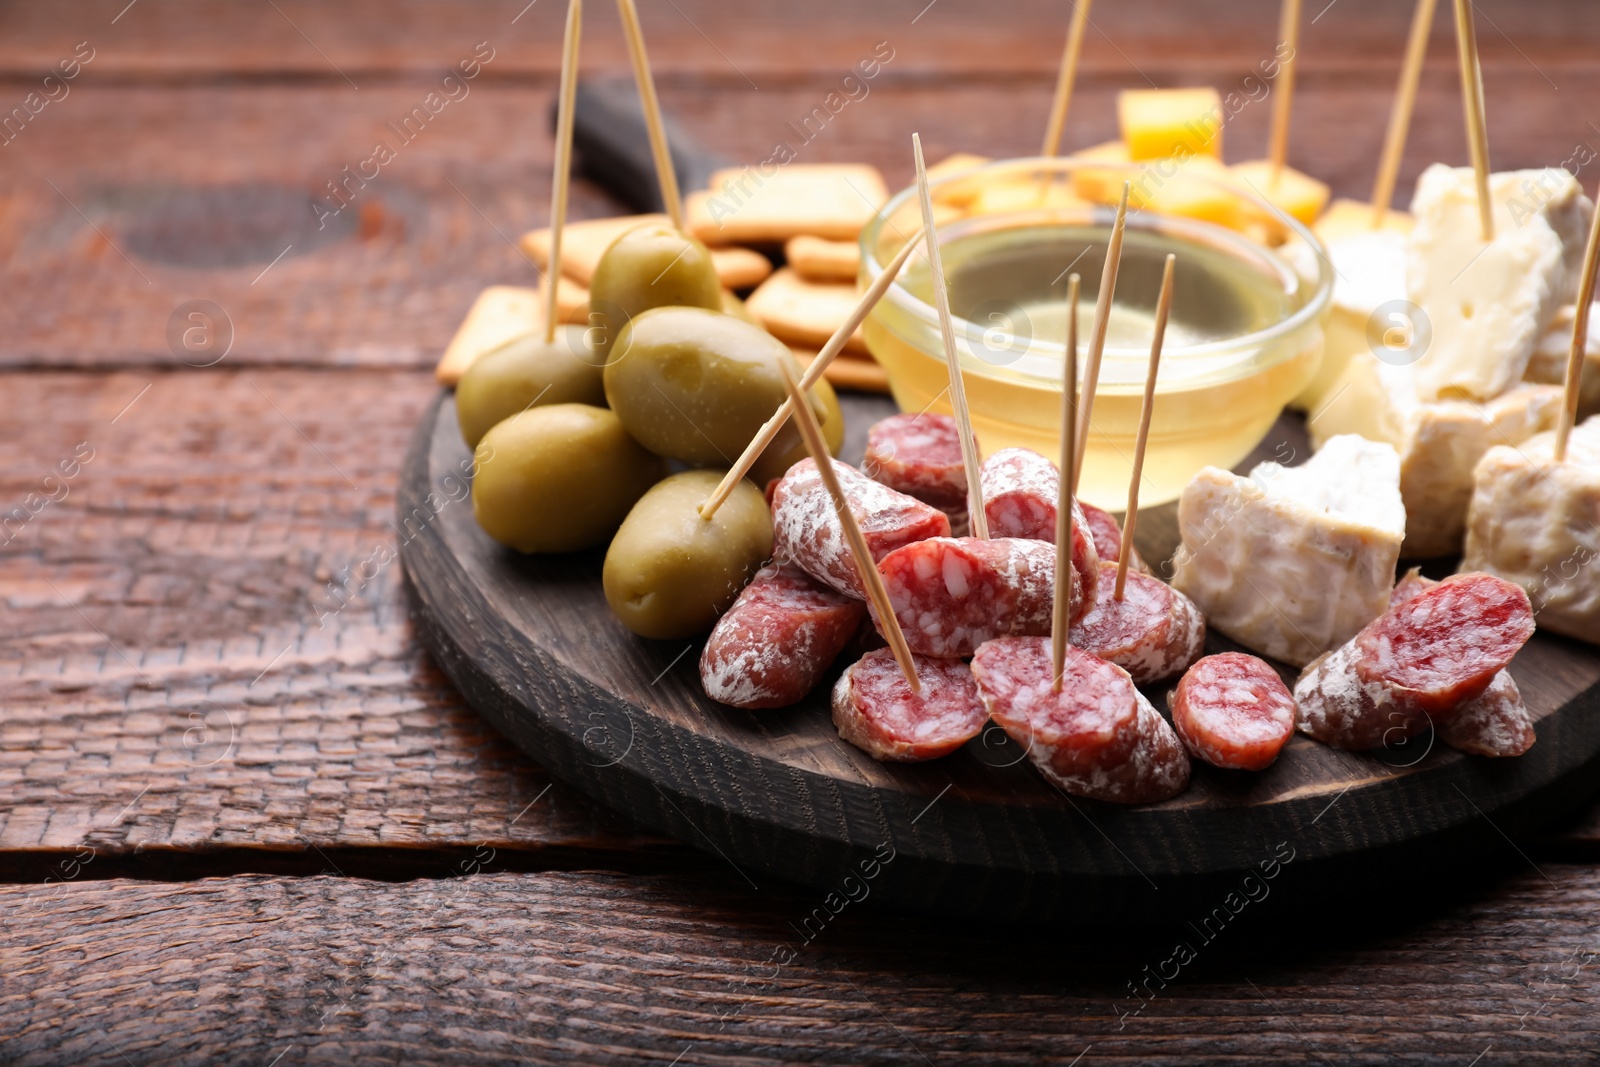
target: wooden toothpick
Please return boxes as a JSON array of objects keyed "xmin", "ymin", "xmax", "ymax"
[
  {"xmin": 1452, "ymin": 0, "xmax": 1493, "ymax": 242},
  {"xmin": 699, "ymin": 227, "xmax": 929, "ymax": 521},
  {"xmin": 544, "ymin": 0, "xmax": 583, "ymax": 344},
  {"xmin": 1371, "ymin": 0, "xmax": 1437, "ymax": 226},
  {"xmin": 1051, "ymin": 273, "xmax": 1081, "ymax": 693},
  {"xmin": 1555, "ymin": 184, "xmax": 1600, "ymax": 463},
  {"xmin": 914, "ymin": 132, "xmax": 989, "ymax": 540},
  {"xmin": 1040, "ymin": 0, "xmax": 1094, "ymax": 158},
  {"xmin": 778, "ymin": 361, "xmax": 920, "ymax": 693},
  {"xmin": 1073, "ymin": 181, "xmax": 1129, "ymax": 491},
  {"xmin": 1116, "ymin": 254, "xmax": 1175, "ymax": 601},
  {"xmin": 616, "ymin": 0, "xmax": 684, "ymax": 231},
  {"xmin": 1268, "ymin": 0, "xmax": 1302, "ymax": 184}
]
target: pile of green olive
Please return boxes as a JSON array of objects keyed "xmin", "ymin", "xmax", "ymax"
[{"xmin": 456, "ymin": 223, "xmax": 844, "ymax": 639}]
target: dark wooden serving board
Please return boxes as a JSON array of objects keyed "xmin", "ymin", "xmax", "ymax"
[{"xmin": 400, "ymin": 390, "xmax": 1600, "ymax": 922}]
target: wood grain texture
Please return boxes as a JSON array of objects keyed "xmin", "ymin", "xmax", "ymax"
[
  {"xmin": 5, "ymin": 866, "xmax": 1600, "ymax": 1065},
  {"xmin": 0, "ymin": 369, "xmax": 668, "ymax": 857},
  {"xmin": 1, "ymin": 13, "xmax": 1598, "ymax": 369},
  {"xmin": 402, "ymin": 390, "xmax": 1600, "ymax": 919}
]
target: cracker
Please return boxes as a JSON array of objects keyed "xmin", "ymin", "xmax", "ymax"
[
  {"xmin": 519, "ymin": 213, "xmax": 772, "ymax": 289},
  {"xmin": 791, "ymin": 347, "xmax": 890, "ymax": 394},
  {"xmin": 543, "ymin": 273, "xmax": 589, "ymax": 326},
  {"xmin": 745, "ymin": 268, "xmax": 870, "ymax": 354},
  {"xmin": 435, "ymin": 286, "xmax": 542, "ymax": 385},
  {"xmin": 785, "ymin": 235, "xmax": 860, "ymax": 283},
  {"xmin": 687, "ymin": 164, "xmax": 890, "ymax": 245}
]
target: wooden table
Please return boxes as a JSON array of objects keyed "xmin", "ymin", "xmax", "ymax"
[{"xmin": 5, "ymin": 1, "xmax": 1600, "ymax": 1061}]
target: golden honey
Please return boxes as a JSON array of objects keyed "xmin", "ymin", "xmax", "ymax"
[{"xmin": 861, "ymin": 160, "xmax": 1331, "ymax": 508}]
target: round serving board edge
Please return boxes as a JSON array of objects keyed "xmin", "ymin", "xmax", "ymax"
[{"xmin": 400, "ymin": 389, "xmax": 1600, "ymax": 922}]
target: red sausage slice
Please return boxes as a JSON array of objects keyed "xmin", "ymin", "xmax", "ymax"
[
  {"xmin": 1435, "ymin": 671, "xmax": 1536, "ymax": 757},
  {"xmin": 1355, "ymin": 572, "xmax": 1535, "ymax": 715},
  {"xmin": 877, "ymin": 537, "xmax": 1065, "ymax": 658},
  {"xmin": 863, "ymin": 413, "xmax": 970, "ymax": 509},
  {"xmin": 831, "ymin": 648, "xmax": 986, "ymax": 761},
  {"xmin": 1070, "ymin": 561, "xmax": 1205, "ymax": 684},
  {"xmin": 1080, "ymin": 501, "xmax": 1148, "ymax": 574},
  {"xmin": 1170, "ymin": 653, "xmax": 1295, "ymax": 771},
  {"xmin": 700, "ymin": 564, "xmax": 868, "ymax": 709},
  {"xmin": 771, "ymin": 458, "xmax": 951, "ymax": 600},
  {"xmin": 971, "ymin": 636, "xmax": 1190, "ymax": 804},
  {"xmin": 981, "ymin": 448, "xmax": 1060, "ymax": 541}
]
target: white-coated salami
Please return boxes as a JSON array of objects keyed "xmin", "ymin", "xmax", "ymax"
[
  {"xmin": 831, "ymin": 648, "xmax": 987, "ymax": 761},
  {"xmin": 1070, "ymin": 561, "xmax": 1205, "ymax": 684},
  {"xmin": 876, "ymin": 537, "xmax": 1070, "ymax": 658},
  {"xmin": 971, "ymin": 637, "xmax": 1190, "ymax": 804},
  {"xmin": 700, "ymin": 564, "xmax": 867, "ymax": 709},
  {"xmin": 863, "ymin": 413, "xmax": 970, "ymax": 509},
  {"xmin": 1294, "ymin": 573, "xmax": 1535, "ymax": 750},
  {"xmin": 771, "ymin": 458, "xmax": 951, "ymax": 599}
]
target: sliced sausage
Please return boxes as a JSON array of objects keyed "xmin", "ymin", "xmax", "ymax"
[
  {"xmin": 1435, "ymin": 671, "xmax": 1536, "ymax": 757},
  {"xmin": 876, "ymin": 536, "xmax": 1071, "ymax": 658},
  {"xmin": 971, "ymin": 636, "xmax": 1190, "ymax": 804},
  {"xmin": 700, "ymin": 564, "xmax": 867, "ymax": 709},
  {"xmin": 862, "ymin": 413, "xmax": 970, "ymax": 510},
  {"xmin": 771, "ymin": 458, "xmax": 951, "ymax": 600},
  {"xmin": 1081, "ymin": 501, "xmax": 1148, "ymax": 574},
  {"xmin": 1070, "ymin": 561, "xmax": 1205, "ymax": 684},
  {"xmin": 831, "ymin": 648, "xmax": 986, "ymax": 761},
  {"xmin": 1170, "ymin": 653, "xmax": 1296, "ymax": 771}
]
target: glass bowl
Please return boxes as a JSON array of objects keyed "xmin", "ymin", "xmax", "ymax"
[{"xmin": 858, "ymin": 156, "xmax": 1333, "ymax": 507}]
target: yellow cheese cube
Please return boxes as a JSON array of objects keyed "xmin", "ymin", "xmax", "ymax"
[
  {"xmin": 1068, "ymin": 140, "xmax": 1134, "ymax": 203},
  {"xmin": 926, "ymin": 152, "xmax": 992, "ymax": 208},
  {"xmin": 970, "ymin": 179, "xmax": 1089, "ymax": 216},
  {"xmin": 1312, "ymin": 197, "xmax": 1415, "ymax": 241},
  {"xmin": 1118, "ymin": 88, "xmax": 1225, "ymax": 161},
  {"xmin": 1133, "ymin": 154, "xmax": 1250, "ymax": 227},
  {"xmin": 1229, "ymin": 160, "xmax": 1332, "ymax": 227}
]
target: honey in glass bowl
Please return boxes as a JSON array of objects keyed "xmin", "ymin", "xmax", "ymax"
[{"xmin": 859, "ymin": 158, "xmax": 1332, "ymax": 508}]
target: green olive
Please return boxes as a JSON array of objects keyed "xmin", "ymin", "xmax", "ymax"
[
  {"xmin": 604, "ymin": 307, "xmax": 840, "ymax": 473},
  {"xmin": 456, "ymin": 326, "xmax": 604, "ymax": 449},
  {"xmin": 472, "ymin": 404, "xmax": 665, "ymax": 553},
  {"xmin": 603, "ymin": 470, "xmax": 773, "ymax": 639},
  {"xmin": 588, "ymin": 223, "xmax": 722, "ymax": 364},
  {"xmin": 748, "ymin": 372, "xmax": 845, "ymax": 486}
]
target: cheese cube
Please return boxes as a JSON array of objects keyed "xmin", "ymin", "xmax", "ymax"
[
  {"xmin": 1462, "ymin": 417, "xmax": 1600, "ymax": 645},
  {"xmin": 1118, "ymin": 88, "xmax": 1224, "ymax": 161},
  {"xmin": 1068, "ymin": 140, "xmax": 1134, "ymax": 203},
  {"xmin": 1170, "ymin": 435, "xmax": 1406, "ymax": 667},
  {"xmin": 1131, "ymin": 154, "xmax": 1249, "ymax": 228},
  {"xmin": 1308, "ymin": 356, "xmax": 1562, "ymax": 557},
  {"xmin": 926, "ymin": 152, "xmax": 992, "ymax": 208},
  {"xmin": 1229, "ymin": 160, "xmax": 1331, "ymax": 227},
  {"xmin": 1524, "ymin": 304, "xmax": 1600, "ymax": 421},
  {"xmin": 1313, "ymin": 198, "xmax": 1414, "ymax": 241},
  {"xmin": 1406, "ymin": 164, "xmax": 1593, "ymax": 402},
  {"xmin": 970, "ymin": 179, "xmax": 1089, "ymax": 216}
]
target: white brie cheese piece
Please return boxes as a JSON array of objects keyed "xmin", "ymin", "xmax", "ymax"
[
  {"xmin": 1170, "ymin": 435, "xmax": 1405, "ymax": 667},
  {"xmin": 1462, "ymin": 417, "xmax": 1600, "ymax": 645},
  {"xmin": 1406, "ymin": 165, "xmax": 1592, "ymax": 402},
  {"xmin": 1525, "ymin": 303, "xmax": 1600, "ymax": 420}
]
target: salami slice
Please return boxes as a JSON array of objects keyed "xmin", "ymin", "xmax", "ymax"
[
  {"xmin": 876, "ymin": 536, "xmax": 1068, "ymax": 658},
  {"xmin": 1170, "ymin": 653, "xmax": 1295, "ymax": 771},
  {"xmin": 1070, "ymin": 561, "xmax": 1205, "ymax": 684},
  {"xmin": 771, "ymin": 458, "xmax": 951, "ymax": 599},
  {"xmin": 1355, "ymin": 572, "xmax": 1534, "ymax": 715},
  {"xmin": 977, "ymin": 447, "xmax": 1101, "ymax": 594},
  {"xmin": 1081, "ymin": 501, "xmax": 1148, "ymax": 574},
  {"xmin": 1293, "ymin": 641, "xmax": 1433, "ymax": 751},
  {"xmin": 831, "ymin": 648, "xmax": 986, "ymax": 761},
  {"xmin": 1435, "ymin": 671, "xmax": 1536, "ymax": 757},
  {"xmin": 971, "ymin": 636, "xmax": 1190, "ymax": 804},
  {"xmin": 863, "ymin": 413, "xmax": 970, "ymax": 509},
  {"xmin": 1388, "ymin": 569, "xmax": 1534, "ymax": 757},
  {"xmin": 700, "ymin": 564, "xmax": 868, "ymax": 709}
]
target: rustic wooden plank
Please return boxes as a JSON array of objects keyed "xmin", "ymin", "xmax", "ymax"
[
  {"xmin": 0, "ymin": 368, "xmax": 672, "ymax": 856},
  {"xmin": 4, "ymin": 866, "xmax": 1599, "ymax": 1064},
  {"xmin": 3, "ymin": 65, "xmax": 1598, "ymax": 370},
  {"xmin": 0, "ymin": 0, "xmax": 1592, "ymax": 80}
]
